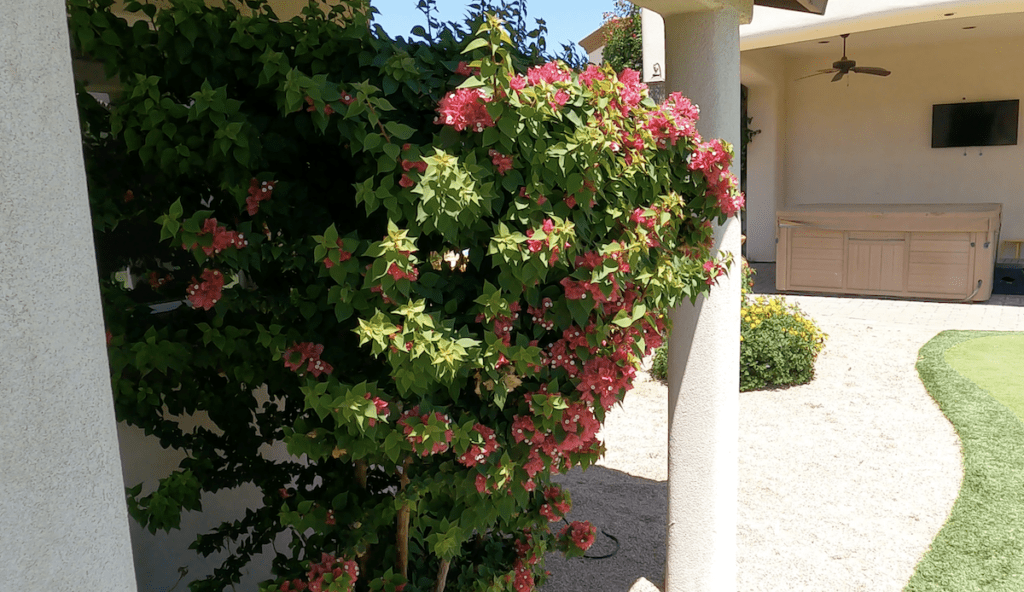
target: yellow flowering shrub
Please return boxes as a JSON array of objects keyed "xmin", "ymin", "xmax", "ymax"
[{"xmin": 740, "ymin": 295, "xmax": 826, "ymax": 391}]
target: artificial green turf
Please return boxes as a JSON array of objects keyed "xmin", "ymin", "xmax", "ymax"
[
  {"xmin": 905, "ymin": 331, "xmax": 1024, "ymax": 592},
  {"xmin": 945, "ymin": 334, "xmax": 1024, "ymax": 421}
]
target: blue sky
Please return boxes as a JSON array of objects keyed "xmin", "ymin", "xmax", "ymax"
[{"xmin": 371, "ymin": 0, "xmax": 615, "ymax": 52}]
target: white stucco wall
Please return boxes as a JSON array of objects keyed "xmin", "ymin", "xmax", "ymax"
[
  {"xmin": 780, "ymin": 33, "xmax": 1024, "ymax": 240},
  {"xmin": 118, "ymin": 389, "xmax": 289, "ymax": 592},
  {"xmin": 1, "ymin": 0, "xmax": 138, "ymax": 589}
]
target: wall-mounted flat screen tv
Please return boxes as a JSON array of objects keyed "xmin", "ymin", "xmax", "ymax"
[{"xmin": 932, "ymin": 99, "xmax": 1019, "ymax": 148}]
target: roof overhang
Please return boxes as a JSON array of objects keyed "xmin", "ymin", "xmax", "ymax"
[{"xmin": 755, "ymin": 0, "xmax": 827, "ymax": 15}]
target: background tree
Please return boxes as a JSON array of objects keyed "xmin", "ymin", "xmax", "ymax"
[{"xmin": 599, "ymin": 0, "xmax": 642, "ymax": 73}]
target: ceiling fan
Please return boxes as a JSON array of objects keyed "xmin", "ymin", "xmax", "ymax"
[{"xmin": 799, "ymin": 34, "xmax": 891, "ymax": 82}]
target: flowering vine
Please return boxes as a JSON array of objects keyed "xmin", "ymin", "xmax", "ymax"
[{"xmin": 76, "ymin": 3, "xmax": 742, "ymax": 592}]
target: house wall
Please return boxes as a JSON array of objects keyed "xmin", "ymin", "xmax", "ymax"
[
  {"xmin": 781, "ymin": 33, "xmax": 1024, "ymax": 245},
  {"xmin": 118, "ymin": 388, "xmax": 289, "ymax": 592},
  {"xmin": 741, "ymin": 48, "xmax": 788, "ymax": 262}
]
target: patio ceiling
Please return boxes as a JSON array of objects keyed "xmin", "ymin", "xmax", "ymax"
[{"xmin": 772, "ymin": 10, "xmax": 1024, "ymax": 56}]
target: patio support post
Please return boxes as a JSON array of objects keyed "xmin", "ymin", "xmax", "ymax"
[
  {"xmin": 0, "ymin": 1, "xmax": 138, "ymax": 590},
  {"xmin": 662, "ymin": 6, "xmax": 744, "ymax": 592}
]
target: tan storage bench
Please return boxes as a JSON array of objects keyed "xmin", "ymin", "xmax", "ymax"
[{"xmin": 776, "ymin": 203, "xmax": 1001, "ymax": 302}]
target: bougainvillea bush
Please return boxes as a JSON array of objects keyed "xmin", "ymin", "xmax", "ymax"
[{"xmin": 69, "ymin": 0, "xmax": 742, "ymax": 590}]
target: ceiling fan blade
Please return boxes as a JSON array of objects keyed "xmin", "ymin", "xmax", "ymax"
[
  {"xmin": 852, "ymin": 66, "xmax": 891, "ymax": 77},
  {"xmin": 796, "ymin": 69, "xmax": 838, "ymax": 80},
  {"xmin": 831, "ymin": 70, "xmax": 846, "ymax": 82}
]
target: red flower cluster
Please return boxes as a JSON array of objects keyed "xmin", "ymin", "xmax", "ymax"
[
  {"xmin": 246, "ymin": 178, "xmax": 276, "ymax": 216},
  {"xmin": 148, "ymin": 271, "xmax": 173, "ymax": 290},
  {"xmin": 578, "ymin": 64, "xmax": 606, "ymax": 88},
  {"xmin": 386, "ymin": 262, "xmax": 419, "ymax": 282},
  {"xmin": 509, "ymin": 534, "xmax": 539, "ymax": 591},
  {"xmin": 526, "ymin": 298, "xmax": 554, "ymax": 331},
  {"xmin": 688, "ymin": 139, "xmax": 744, "ymax": 217},
  {"xmin": 186, "ymin": 269, "xmax": 224, "ymax": 311},
  {"xmin": 278, "ymin": 552, "xmax": 358, "ymax": 592},
  {"xmin": 455, "ymin": 61, "xmax": 480, "ymax": 76},
  {"xmin": 525, "ymin": 219, "xmax": 565, "ymax": 265},
  {"xmin": 617, "ymin": 69, "xmax": 646, "ymax": 112},
  {"xmin": 399, "ymin": 159, "xmax": 427, "ymax": 188},
  {"xmin": 397, "ymin": 408, "xmax": 453, "ymax": 456},
  {"xmin": 539, "ymin": 486, "xmax": 572, "ymax": 522},
  {"xmin": 488, "ymin": 149, "xmax": 513, "ymax": 175},
  {"xmin": 187, "ymin": 218, "xmax": 248, "ymax": 257},
  {"xmin": 629, "ymin": 206, "xmax": 666, "ymax": 247},
  {"xmin": 364, "ymin": 392, "xmax": 390, "ymax": 427},
  {"xmin": 644, "ymin": 92, "xmax": 700, "ymax": 149},
  {"xmin": 476, "ymin": 302, "xmax": 520, "ymax": 346},
  {"xmin": 560, "ymin": 521, "xmax": 596, "ymax": 551},
  {"xmin": 526, "ymin": 61, "xmax": 571, "ymax": 86},
  {"xmin": 322, "ymin": 239, "xmax": 352, "ymax": 269},
  {"xmin": 435, "ymin": 88, "xmax": 494, "ymax": 132},
  {"xmin": 511, "ymin": 388, "xmax": 603, "ymax": 483},
  {"xmin": 283, "ymin": 342, "xmax": 333, "ymax": 378},
  {"xmin": 304, "ymin": 96, "xmax": 335, "ymax": 116},
  {"xmin": 525, "ymin": 219, "xmax": 554, "ymax": 253},
  {"xmin": 456, "ymin": 423, "xmax": 499, "ymax": 467},
  {"xmin": 703, "ymin": 260, "xmax": 726, "ymax": 286},
  {"xmin": 519, "ymin": 187, "xmax": 547, "ymax": 205}
]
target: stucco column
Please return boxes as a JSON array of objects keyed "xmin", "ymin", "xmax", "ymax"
[
  {"xmin": 662, "ymin": 7, "xmax": 744, "ymax": 592},
  {"xmin": 0, "ymin": 1, "xmax": 138, "ymax": 591}
]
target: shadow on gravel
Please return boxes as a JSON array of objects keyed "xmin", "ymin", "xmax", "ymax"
[{"xmin": 541, "ymin": 466, "xmax": 667, "ymax": 591}]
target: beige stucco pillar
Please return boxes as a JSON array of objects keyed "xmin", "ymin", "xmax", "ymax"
[
  {"xmin": 0, "ymin": 1, "xmax": 138, "ymax": 590},
  {"xmin": 639, "ymin": 1, "xmax": 748, "ymax": 590}
]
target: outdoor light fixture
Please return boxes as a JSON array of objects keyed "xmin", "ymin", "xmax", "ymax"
[{"xmin": 754, "ymin": 0, "xmax": 828, "ymax": 15}]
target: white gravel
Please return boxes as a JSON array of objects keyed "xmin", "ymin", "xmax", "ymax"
[{"xmin": 541, "ymin": 293, "xmax": 1007, "ymax": 592}]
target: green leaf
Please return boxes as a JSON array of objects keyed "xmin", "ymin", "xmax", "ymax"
[
  {"xmin": 384, "ymin": 121, "xmax": 415, "ymax": 140},
  {"xmin": 462, "ymin": 37, "xmax": 489, "ymax": 53},
  {"xmin": 382, "ymin": 142, "xmax": 400, "ymax": 161}
]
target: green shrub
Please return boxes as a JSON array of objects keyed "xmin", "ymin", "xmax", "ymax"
[
  {"xmin": 648, "ymin": 288, "xmax": 826, "ymax": 389},
  {"xmin": 650, "ymin": 339, "xmax": 668, "ymax": 381},
  {"xmin": 741, "ymin": 257, "xmax": 755, "ymax": 295},
  {"xmin": 740, "ymin": 296, "xmax": 826, "ymax": 391}
]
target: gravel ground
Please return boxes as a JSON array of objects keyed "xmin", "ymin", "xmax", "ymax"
[{"xmin": 541, "ymin": 296, "xmax": 972, "ymax": 592}]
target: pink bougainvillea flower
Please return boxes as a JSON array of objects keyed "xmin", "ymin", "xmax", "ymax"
[
  {"xmin": 578, "ymin": 64, "xmax": 605, "ymax": 87},
  {"xmin": 560, "ymin": 521, "xmax": 597, "ymax": 551},
  {"xmin": 364, "ymin": 392, "xmax": 389, "ymax": 427},
  {"xmin": 455, "ymin": 61, "xmax": 479, "ymax": 76},
  {"xmin": 246, "ymin": 178, "xmax": 276, "ymax": 216},
  {"xmin": 186, "ymin": 269, "xmax": 224, "ymax": 311},
  {"xmin": 189, "ymin": 218, "xmax": 248, "ymax": 257},
  {"xmin": 282, "ymin": 341, "xmax": 331, "ymax": 378},
  {"xmin": 401, "ymin": 159, "xmax": 427, "ymax": 174},
  {"xmin": 488, "ymin": 149, "xmax": 513, "ymax": 175},
  {"xmin": 526, "ymin": 61, "xmax": 571, "ymax": 86},
  {"xmin": 434, "ymin": 88, "xmax": 494, "ymax": 132}
]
